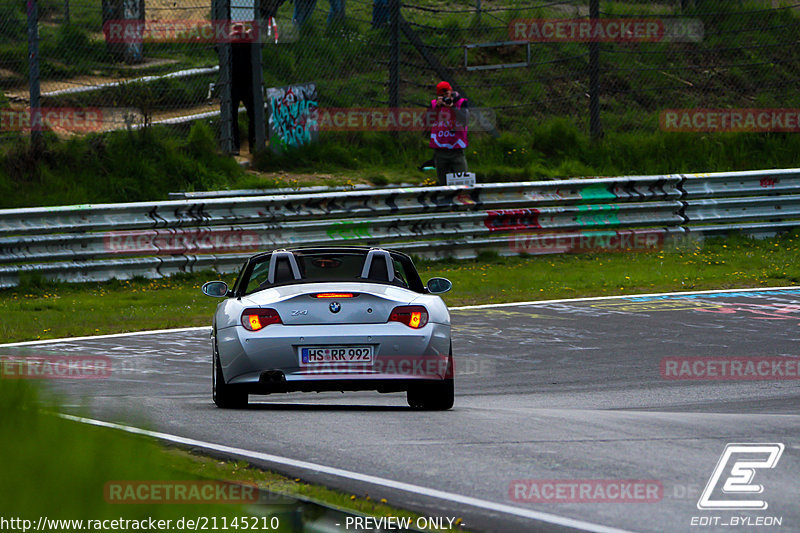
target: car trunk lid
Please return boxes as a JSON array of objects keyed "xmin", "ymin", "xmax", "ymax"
[{"xmin": 264, "ymin": 284, "xmax": 410, "ymax": 325}]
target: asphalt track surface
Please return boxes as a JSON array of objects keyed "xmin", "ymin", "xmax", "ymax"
[{"xmin": 6, "ymin": 288, "xmax": 800, "ymax": 533}]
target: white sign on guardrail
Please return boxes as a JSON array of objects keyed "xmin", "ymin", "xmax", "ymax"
[{"xmin": 446, "ymin": 172, "xmax": 476, "ymax": 186}]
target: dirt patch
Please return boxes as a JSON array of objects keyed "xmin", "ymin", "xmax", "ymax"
[
  {"xmin": 253, "ymin": 171, "xmax": 364, "ymax": 185},
  {"xmin": 146, "ymin": 0, "xmax": 210, "ymax": 23},
  {"xmin": 5, "ymin": 76, "xmax": 125, "ymax": 100},
  {"xmin": 95, "ymin": 103, "xmax": 217, "ymax": 131},
  {"xmin": 4, "ymin": 59, "xmax": 184, "ymax": 101}
]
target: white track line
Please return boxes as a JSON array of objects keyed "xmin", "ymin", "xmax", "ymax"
[
  {"xmin": 0, "ymin": 326, "xmax": 210, "ymax": 348},
  {"xmin": 450, "ymin": 285, "xmax": 800, "ymax": 310},
  {"xmin": 2, "ymin": 286, "xmax": 798, "ymax": 348},
  {"xmin": 60, "ymin": 413, "xmax": 635, "ymax": 533},
  {"xmin": 32, "ymin": 286, "xmax": 800, "ymax": 530}
]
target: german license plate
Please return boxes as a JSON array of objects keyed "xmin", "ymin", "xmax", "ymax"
[{"xmin": 299, "ymin": 346, "xmax": 374, "ymax": 365}]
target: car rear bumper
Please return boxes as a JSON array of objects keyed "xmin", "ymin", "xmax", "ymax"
[
  {"xmin": 235, "ymin": 377, "xmax": 451, "ymax": 395},
  {"xmin": 216, "ymin": 322, "xmax": 452, "ymax": 388}
]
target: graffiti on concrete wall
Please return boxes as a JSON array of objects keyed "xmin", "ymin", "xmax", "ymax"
[{"xmin": 267, "ymin": 83, "xmax": 318, "ymax": 152}]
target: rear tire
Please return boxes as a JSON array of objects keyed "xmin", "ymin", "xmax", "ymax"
[
  {"xmin": 407, "ymin": 379, "xmax": 454, "ymax": 410},
  {"xmin": 213, "ymin": 339, "xmax": 248, "ymax": 409},
  {"xmin": 407, "ymin": 352, "xmax": 454, "ymax": 410}
]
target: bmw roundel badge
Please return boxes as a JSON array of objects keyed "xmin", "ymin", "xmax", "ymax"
[{"xmin": 329, "ymin": 302, "xmax": 341, "ymax": 313}]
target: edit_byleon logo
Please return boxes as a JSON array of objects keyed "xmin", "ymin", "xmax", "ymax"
[{"xmin": 697, "ymin": 443, "xmax": 784, "ymax": 511}]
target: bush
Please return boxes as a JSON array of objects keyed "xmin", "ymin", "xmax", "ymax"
[
  {"xmin": 0, "ymin": 3, "xmax": 25, "ymax": 41},
  {"xmin": 0, "ymin": 126, "xmax": 243, "ymax": 207},
  {"xmin": 186, "ymin": 121, "xmax": 218, "ymax": 161}
]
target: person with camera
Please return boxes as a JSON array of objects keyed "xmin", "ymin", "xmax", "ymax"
[{"xmin": 429, "ymin": 81, "xmax": 469, "ymax": 185}]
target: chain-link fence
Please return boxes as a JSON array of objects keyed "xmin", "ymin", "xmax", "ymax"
[
  {"xmin": 2, "ymin": 1, "xmax": 800, "ymax": 146},
  {"xmin": 0, "ymin": 0, "xmax": 221, "ymax": 137}
]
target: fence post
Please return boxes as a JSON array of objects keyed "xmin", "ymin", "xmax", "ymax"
[
  {"xmin": 64, "ymin": 0, "xmax": 70, "ymax": 24},
  {"xmin": 588, "ymin": 0, "xmax": 602, "ymax": 139},
  {"xmin": 214, "ymin": 0, "xmax": 234, "ymax": 154},
  {"xmin": 389, "ymin": 0, "xmax": 399, "ymax": 111},
  {"xmin": 27, "ymin": 0, "xmax": 42, "ymax": 150},
  {"xmin": 251, "ymin": 0, "xmax": 266, "ymax": 152}
]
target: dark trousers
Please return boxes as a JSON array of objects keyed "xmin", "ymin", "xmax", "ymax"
[
  {"xmin": 433, "ymin": 148, "xmax": 468, "ymax": 185},
  {"xmin": 372, "ymin": 0, "xmax": 389, "ymax": 27},
  {"xmin": 231, "ymin": 88, "xmax": 255, "ymax": 153}
]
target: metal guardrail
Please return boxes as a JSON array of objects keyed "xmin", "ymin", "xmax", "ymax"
[
  {"xmin": 681, "ymin": 169, "xmax": 800, "ymax": 198},
  {"xmin": 167, "ymin": 184, "xmax": 420, "ymax": 199},
  {"xmin": 0, "ymin": 170, "xmax": 798, "ymax": 287}
]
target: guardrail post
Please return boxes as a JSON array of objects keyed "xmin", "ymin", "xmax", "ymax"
[
  {"xmin": 588, "ymin": 0, "xmax": 602, "ymax": 139},
  {"xmin": 214, "ymin": 0, "xmax": 235, "ymax": 154},
  {"xmin": 389, "ymin": 0, "xmax": 400, "ymax": 112},
  {"xmin": 251, "ymin": 0, "xmax": 266, "ymax": 153},
  {"xmin": 27, "ymin": 0, "xmax": 43, "ymax": 151}
]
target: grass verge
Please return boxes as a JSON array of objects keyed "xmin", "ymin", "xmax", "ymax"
[
  {"xmin": 0, "ymin": 380, "xmax": 253, "ymax": 526},
  {"xmin": 0, "ymin": 380, "xmax": 466, "ymax": 532},
  {"xmin": 170, "ymin": 449, "xmax": 467, "ymax": 531},
  {"xmin": 1, "ymin": 232, "xmax": 799, "ymax": 344},
  {"xmin": 3, "ymin": 1, "xmax": 800, "ymax": 207},
  {"xmin": 4, "ymin": 119, "xmax": 800, "ymax": 208}
]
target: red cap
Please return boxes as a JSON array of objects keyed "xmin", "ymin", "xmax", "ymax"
[{"xmin": 436, "ymin": 81, "xmax": 452, "ymax": 95}]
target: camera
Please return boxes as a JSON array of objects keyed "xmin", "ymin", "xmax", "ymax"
[{"xmin": 443, "ymin": 96, "xmax": 454, "ymax": 105}]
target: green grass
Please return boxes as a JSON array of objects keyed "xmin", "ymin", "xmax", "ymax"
[
  {"xmin": 0, "ymin": 123, "xmax": 246, "ymax": 208},
  {"xmin": 426, "ymin": 233, "xmax": 800, "ymax": 307},
  {"xmin": 1, "ymin": 230, "xmax": 797, "ymax": 528},
  {"xmin": 177, "ymin": 450, "xmax": 467, "ymax": 531},
  {"xmin": 2, "ymin": 1, "xmax": 800, "ymax": 204},
  {"xmin": 5, "ymin": 115, "xmax": 800, "ymax": 209},
  {"xmin": 0, "ymin": 380, "xmax": 466, "ymax": 532},
  {"xmin": 2, "ymin": 232, "xmax": 799, "ymax": 343},
  {"xmin": 0, "ymin": 380, "xmax": 254, "ymax": 526}
]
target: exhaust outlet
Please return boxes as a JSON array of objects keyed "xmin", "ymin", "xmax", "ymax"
[{"xmin": 259, "ymin": 370, "xmax": 287, "ymax": 391}]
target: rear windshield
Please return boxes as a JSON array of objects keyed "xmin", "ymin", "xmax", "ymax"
[{"xmin": 239, "ymin": 250, "xmax": 424, "ymax": 295}]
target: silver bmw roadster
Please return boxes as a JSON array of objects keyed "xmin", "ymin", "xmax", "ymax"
[{"xmin": 202, "ymin": 246, "xmax": 454, "ymax": 409}]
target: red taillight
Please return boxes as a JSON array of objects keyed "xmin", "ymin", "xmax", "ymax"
[
  {"xmin": 241, "ymin": 308, "xmax": 282, "ymax": 331},
  {"xmin": 313, "ymin": 293, "xmax": 355, "ymax": 298},
  {"xmin": 389, "ymin": 305, "xmax": 428, "ymax": 329}
]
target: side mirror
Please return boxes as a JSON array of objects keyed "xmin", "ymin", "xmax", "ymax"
[
  {"xmin": 426, "ymin": 277, "xmax": 452, "ymax": 294},
  {"xmin": 202, "ymin": 281, "xmax": 229, "ymax": 298}
]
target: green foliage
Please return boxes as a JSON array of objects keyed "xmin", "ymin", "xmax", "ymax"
[
  {"xmin": 186, "ymin": 121, "xmax": 218, "ymax": 160},
  {"xmin": 2, "ymin": 232, "xmax": 799, "ymax": 342},
  {"xmin": 368, "ymin": 173, "xmax": 389, "ymax": 186},
  {"xmin": 46, "ymin": 74, "xmax": 214, "ymax": 112},
  {"xmin": 0, "ymin": 381, "xmax": 247, "ymax": 521},
  {"xmin": 0, "ymin": 126, "xmax": 243, "ymax": 207},
  {"xmin": 0, "ymin": 2, "xmax": 26, "ymax": 41},
  {"xmin": 2, "ymin": 0, "xmax": 800, "ymax": 199},
  {"xmin": 254, "ymin": 131, "xmax": 429, "ymax": 173}
]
